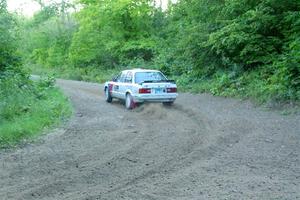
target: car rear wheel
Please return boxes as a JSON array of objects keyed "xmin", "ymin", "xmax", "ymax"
[
  {"xmin": 105, "ymin": 87, "xmax": 112, "ymax": 103},
  {"xmin": 125, "ymin": 93, "xmax": 135, "ymax": 109}
]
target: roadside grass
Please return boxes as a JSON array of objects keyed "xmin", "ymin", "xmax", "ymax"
[{"xmin": 0, "ymin": 74, "xmax": 72, "ymax": 148}]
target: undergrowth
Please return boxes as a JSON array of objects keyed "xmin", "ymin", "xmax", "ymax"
[
  {"xmin": 0, "ymin": 72, "xmax": 72, "ymax": 148},
  {"xmin": 175, "ymin": 69, "xmax": 300, "ymax": 106}
]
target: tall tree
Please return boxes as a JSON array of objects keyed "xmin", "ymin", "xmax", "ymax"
[
  {"xmin": 0, "ymin": 0, "xmax": 20, "ymax": 73},
  {"xmin": 69, "ymin": 0, "xmax": 157, "ymax": 68}
]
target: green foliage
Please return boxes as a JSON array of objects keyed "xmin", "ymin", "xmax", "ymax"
[
  {"xmin": 69, "ymin": 0, "xmax": 156, "ymax": 68},
  {"xmin": 31, "ymin": 5, "xmax": 58, "ymax": 26},
  {"xmin": 22, "ymin": 0, "xmax": 300, "ymax": 103},
  {"xmin": 0, "ymin": 1, "xmax": 21, "ymax": 72},
  {"xmin": 161, "ymin": 0, "xmax": 300, "ymax": 102},
  {"xmin": 0, "ymin": 1, "xmax": 72, "ymax": 147},
  {"xmin": 0, "ymin": 73, "xmax": 72, "ymax": 147},
  {"xmin": 19, "ymin": 3, "xmax": 76, "ymax": 68},
  {"xmin": 208, "ymin": 0, "xmax": 299, "ymax": 70}
]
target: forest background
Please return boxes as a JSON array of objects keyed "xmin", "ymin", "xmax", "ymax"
[{"xmin": 18, "ymin": 0, "xmax": 300, "ymax": 102}]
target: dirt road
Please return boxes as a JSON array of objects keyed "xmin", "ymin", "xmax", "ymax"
[{"xmin": 0, "ymin": 79, "xmax": 299, "ymax": 200}]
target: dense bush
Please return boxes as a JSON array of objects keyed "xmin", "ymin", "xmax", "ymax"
[
  {"xmin": 0, "ymin": 73, "xmax": 72, "ymax": 147},
  {"xmin": 0, "ymin": 1, "xmax": 72, "ymax": 147},
  {"xmin": 161, "ymin": 0, "xmax": 300, "ymax": 102},
  {"xmin": 0, "ymin": 1, "xmax": 21, "ymax": 72}
]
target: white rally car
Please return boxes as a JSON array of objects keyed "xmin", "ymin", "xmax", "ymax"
[{"xmin": 104, "ymin": 69, "xmax": 178, "ymax": 109}]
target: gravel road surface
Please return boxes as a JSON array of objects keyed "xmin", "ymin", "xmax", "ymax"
[{"xmin": 0, "ymin": 79, "xmax": 299, "ymax": 200}]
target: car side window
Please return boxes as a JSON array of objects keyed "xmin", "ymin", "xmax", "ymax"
[
  {"xmin": 113, "ymin": 73, "xmax": 121, "ymax": 82},
  {"xmin": 125, "ymin": 72, "xmax": 133, "ymax": 83},
  {"xmin": 118, "ymin": 72, "xmax": 127, "ymax": 83}
]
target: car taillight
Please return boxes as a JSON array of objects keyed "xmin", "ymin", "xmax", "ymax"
[
  {"xmin": 139, "ymin": 88, "xmax": 151, "ymax": 94},
  {"xmin": 166, "ymin": 88, "xmax": 177, "ymax": 93}
]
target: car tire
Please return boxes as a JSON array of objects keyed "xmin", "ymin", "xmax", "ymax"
[
  {"xmin": 163, "ymin": 101, "xmax": 174, "ymax": 106},
  {"xmin": 125, "ymin": 93, "xmax": 135, "ymax": 109},
  {"xmin": 105, "ymin": 87, "xmax": 112, "ymax": 103}
]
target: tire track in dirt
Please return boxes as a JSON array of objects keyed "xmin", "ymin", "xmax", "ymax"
[{"xmin": 0, "ymin": 79, "xmax": 299, "ymax": 200}]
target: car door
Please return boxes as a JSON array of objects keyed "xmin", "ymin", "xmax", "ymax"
[
  {"xmin": 110, "ymin": 73, "xmax": 120, "ymax": 98},
  {"xmin": 119, "ymin": 71, "xmax": 133, "ymax": 99},
  {"xmin": 112, "ymin": 72, "xmax": 126, "ymax": 99}
]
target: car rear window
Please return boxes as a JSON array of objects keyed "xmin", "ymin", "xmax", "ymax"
[{"xmin": 135, "ymin": 72, "xmax": 167, "ymax": 83}]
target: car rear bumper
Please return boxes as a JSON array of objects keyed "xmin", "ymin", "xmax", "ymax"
[{"xmin": 132, "ymin": 94, "xmax": 178, "ymax": 103}]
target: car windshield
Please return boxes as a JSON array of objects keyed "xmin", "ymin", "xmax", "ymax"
[{"xmin": 135, "ymin": 72, "xmax": 167, "ymax": 83}]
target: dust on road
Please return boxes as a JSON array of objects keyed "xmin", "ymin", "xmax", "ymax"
[{"xmin": 0, "ymin": 79, "xmax": 299, "ymax": 200}]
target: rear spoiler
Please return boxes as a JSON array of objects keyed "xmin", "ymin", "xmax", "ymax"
[{"xmin": 140, "ymin": 80, "xmax": 176, "ymax": 84}]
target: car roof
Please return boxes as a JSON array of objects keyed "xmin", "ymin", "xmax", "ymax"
[{"xmin": 122, "ymin": 68, "xmax": 161, "ymax": 73}]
